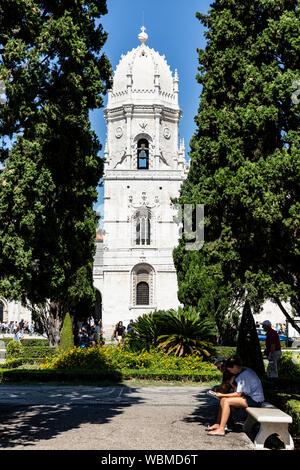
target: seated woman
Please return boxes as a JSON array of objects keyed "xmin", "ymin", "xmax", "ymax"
[
  {"xmin": 213, "ymin": 357, "xmax": 237, "ymax": 394},
  {"xmin": 207, "ymin": 355, "xmax": 265, "ymax": 436}
]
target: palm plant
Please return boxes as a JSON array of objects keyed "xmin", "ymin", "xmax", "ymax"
[
  {"xmin": 124, "ymin": 311, "xmax": 165, "ymax": 351},
  {"xmin": 157, "ymin": 307, "xmax": 216, "ymax": 357}
]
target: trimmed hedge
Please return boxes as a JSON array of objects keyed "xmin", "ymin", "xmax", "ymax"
[
  {"xmin": 0, "ymin": 367, "xmax": 220, "ymax": 384},
  {"xmin": 22, "ymin": 338, "xmax": 50, "ymax": 347},
  {"xmin": 0, "ymin": 359, "xmax": 24, "ymax": 369},
  {"xmin": 261, "ymin": 353, "xmax": 300, "ymax": 435},
  {"xmin": 23, "ymin": 346, "xmax": 58, "ymax": 359},
  {"xmin": 0, "ymin": 369, "xmax": 122, "ymax": 383},
  {"xmin": 6, "ymin": 344, "xmax": 58, "ymax": 363},
  {"xmin": 262, "ymin": 377, "xmax": 300, "ymax": 435},
  {"xmin": 1, "ymin": 337, "xmax": 49, "ymax": 347}
]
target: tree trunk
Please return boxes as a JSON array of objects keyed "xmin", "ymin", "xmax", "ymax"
[
  {"xmin": 275, "ymin": 299, "xmax": 300, "ymax": 335},
  {"xmin": 47, "ymin": 313, "xmax": 62, "ymax": 347}
]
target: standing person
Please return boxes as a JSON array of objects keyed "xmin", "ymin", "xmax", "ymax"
[
  {"xmin": 111, "ymin": 323, "xmax": 118, "ymax": 342},
  {"xmin": 115, "ymin": 321, "xmax": 126, "ymax": 345},
  {"xmin": 126, "ymin": 319, "xmax": 134, "ymax": 334},
  {"xmin": 88, "ymin": 327, "xmax": 97, "ymax": 347},
  {"xmin": 262, "ymin": 320, "xmax": 282, "ymax": 378},
  {"xmin": 94, "ymin": 320, "xmax": 101, "ymax": 342},
  {"xmin": 9, "ymin": 321, "xmax": 14, "ymax": 335},
  {"xmin": 29, "ymin": 322, "xmax": 34, "ymax": 336},
  {"xmin": 19, "ymin": 319, "xmax": 25, "ymax": 334},
  {"xmin": 206, "ymin": 356, "xmax": 264, "ymax": 436},
  {"xmin": 94, "ymin": 320, "xmax": 104, "ymax": 345},
  {"xmin": 13, "ymin": 327, "xmax": 24, "ymax": 342}
]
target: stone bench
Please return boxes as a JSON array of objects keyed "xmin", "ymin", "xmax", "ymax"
[{"xmin": 243, "ymin": 402, "xmax": 294, "ymax": 450}]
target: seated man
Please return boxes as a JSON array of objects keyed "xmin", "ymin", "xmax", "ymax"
[{"xmin": 207, "ymin": 355, "xmax": 264, "ymax": 436}]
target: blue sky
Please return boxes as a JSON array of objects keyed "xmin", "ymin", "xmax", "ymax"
[{"xmin": 92, "ymin": 0, "xmax": 213, "ymax": 208}]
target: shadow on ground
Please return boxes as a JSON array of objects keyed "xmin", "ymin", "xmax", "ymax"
[
  {"xmin": 183, "ymin": 390, "xmax": 248, "ymax": 434},
  {"xmin": 0, "ymin": 386, "xmax": 142, "ymax": 448}
]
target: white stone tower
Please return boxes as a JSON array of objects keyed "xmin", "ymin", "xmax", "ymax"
[{"xmin": 93, "ymin": 27, "xmax": 188, "ymax": 331}]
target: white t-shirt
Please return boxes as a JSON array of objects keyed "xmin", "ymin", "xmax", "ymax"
[{"xmin": 236, "ymin": 367, "xmax": 264, "ymax": 403}]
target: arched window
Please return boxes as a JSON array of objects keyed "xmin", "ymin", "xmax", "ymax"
[
  {"xmin": 136, "ymin": 282, "xmax": 149, "ymax": 305},
  {"xmin": 132, "ymin": 264, "xmax": 154, "ymax": 307},
  {"xmin": 137, "ymin": 139, "xmax": 149, "ymax": 169},
  {"xmin": 135, "ymin": 208, "xmax": 151, "ymax": 245}
]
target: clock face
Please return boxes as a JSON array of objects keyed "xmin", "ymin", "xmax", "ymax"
[
  {"xmin": 163, "ymin": 127, "xmax": 171, "ymax": 139},
  {"xmin": 115, "ymin": 126, "xmax": 123, "ymax": 138}
]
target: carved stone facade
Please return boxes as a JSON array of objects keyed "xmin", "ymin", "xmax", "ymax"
[
  {"xmin": 93, "ymin": 27, "xmax": 188, "ymax": 330},
  {"xmin": 92, "ymin": 28, "xmax": 292, "ymax": 334},
  {"xmin": 0, "ymin": 297, "xmax": 31, "ymax": 325}
]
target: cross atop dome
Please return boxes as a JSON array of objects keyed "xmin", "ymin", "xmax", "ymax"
[{"xmin": 138, "ymin": 25, "xmax": 148, "ymax": 44}]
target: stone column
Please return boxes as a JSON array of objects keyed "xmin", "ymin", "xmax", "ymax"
[
  {"xmin": 124, "ymin": 105, "xmax": 133, "ymax": 168},
  {"xmin": 154, "ymin": 106, "xmax": 162, "ymax": 169}
]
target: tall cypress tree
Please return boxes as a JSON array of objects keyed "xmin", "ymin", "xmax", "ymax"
[
  {"xmin": 236, "ymin": 300, "xmax": 265, "ymax": 377},
  {"xmin": 0, "ymin": 1, "xmax": 111, "ymax": 345},
  {"xmin": 173, "ymin": 0, "xmax": 300, "ymax": 333}
]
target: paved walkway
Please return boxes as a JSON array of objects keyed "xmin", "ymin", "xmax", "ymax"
[{"xmin": 0, "ymin": 385, "xmax": 255, "ymax": 450}]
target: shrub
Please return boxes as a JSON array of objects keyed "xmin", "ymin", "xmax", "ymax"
[
  {"xmin": 6, "ymin": 340, "xmax": 24, "ymax": 360},
  {"xmin": 156, "ymin": 307, "xmax": 216, "ymax": 358},
  {"xmin": 124, "ymin": 307, "xmax": 216, "ymax": 358},
  {"xmin": 40, "ymin": 344, "xmax": 220, "ymax": 380},
  {"xmin": 59, "ymin": 312, "xmax": 74, "ymax": 352},
  {"xmin": 41, "ymin": 345, "xmax": 115, "ymax": 371},
  {"xmin": 124, "ymin": 311, "xmax": 166, "ymax": 351},
  {"xmin": 277, "ymin": 352, "xmax": 300, "ymax": 378}
]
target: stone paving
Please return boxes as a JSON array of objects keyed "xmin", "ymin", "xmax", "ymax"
[{"xmin": 0, "ymin": 385, "xmax": 255, "ymax": 451}]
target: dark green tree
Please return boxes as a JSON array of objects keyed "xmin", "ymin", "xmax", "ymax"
[
  {"xmin": 236, "ymin": 300, "xmax": 265, "ymax": 377},
  {"xmin": 173, "ymin": 0, "xmax": 300, "ymax": 333},
  {"xmin": 173, "ymin": 249, "xmax": 241, "ymax": 344},
  {"xmin": 0, "ymin": 1, "xmax": 111, "ymax": 345}
]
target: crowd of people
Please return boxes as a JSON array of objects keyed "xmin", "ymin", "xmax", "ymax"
[
  {"xmin": 75, "ymin": 318, "xmax": 104, "ymax": 348},
  {"xmin": 74, "ymin": 318, "xmax": 133, "ymax": 348},
  {"xmin": 2, "ymin": 316, "xmax": 134, "ymax": 348},
  {"xmin": 0, "ymin": 319, "xmax": 36, "ymax": 337}
]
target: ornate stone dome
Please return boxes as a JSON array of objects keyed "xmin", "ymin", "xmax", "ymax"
[{"xmin": 109, "ymin": 27, "xmax": 179, "ymax": 107}]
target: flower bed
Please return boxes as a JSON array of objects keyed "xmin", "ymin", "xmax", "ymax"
[{"xmin": 40, "ymin": 344, "xmax": 221, "ymax": 379}]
